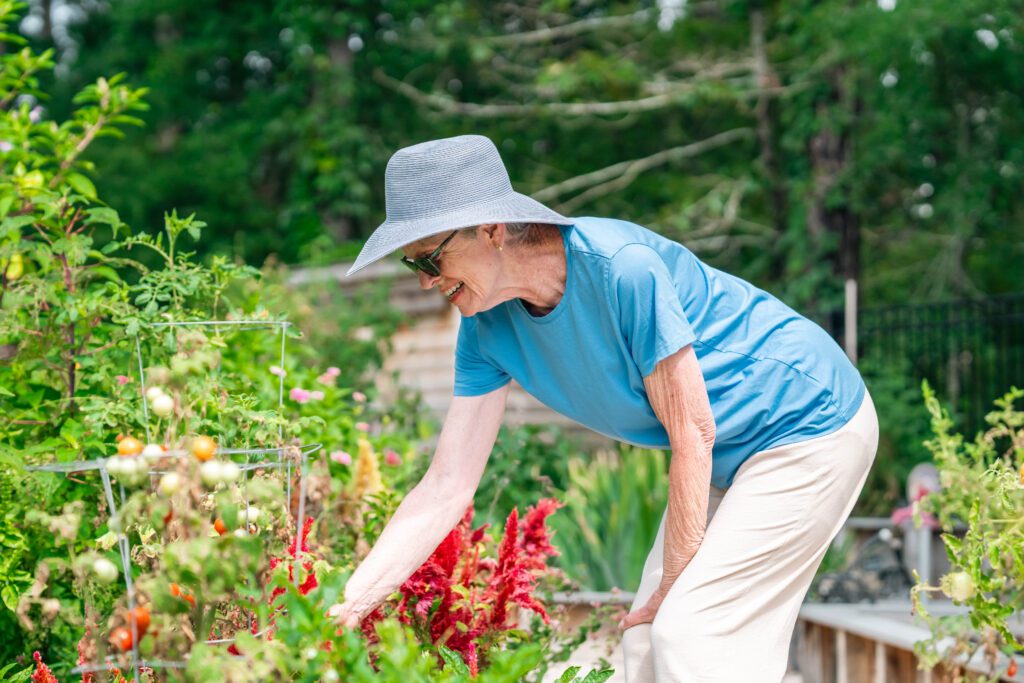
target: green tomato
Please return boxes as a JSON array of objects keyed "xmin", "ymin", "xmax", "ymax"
[
  {"xmin": 158, "ymin": 472, "xmax": 182, "ymax": 497},
  {"xmin": 150, "ymin": 393, "xmax": 174, "ymax": 418},
  {"xmin": 942, "ymin": 571, "xmax": 976, "ymax": 602},
  {"xmin": 93, "ymin": 557, "xmax": 119, "ymax": 584}
]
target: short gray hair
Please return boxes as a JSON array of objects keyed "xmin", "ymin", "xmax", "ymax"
[{"xmin": 500, "ymin": 222, "xmax": 560, "ymax": 247}]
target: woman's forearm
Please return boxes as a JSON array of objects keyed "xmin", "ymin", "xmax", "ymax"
[
  {"xmin": 643, "ymin": 344, "xmax": 716, "ymax": 589},
  {"xmin": 662, "ymin": 424, "xmax": 713, "ymax": 585},
  {"xmin": 342, "ymin": 477, "xmax": 473, "ymax": 616}
]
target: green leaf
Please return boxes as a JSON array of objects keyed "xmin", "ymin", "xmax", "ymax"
[
  {"xmin": 1, "ymin": 585, "xmax": 17, "ymax": 612},
  {"xmin": 580, "ymin": 669, "xmax": 615, "ymax": 683},
  {"xmin": 556, "ymin": 666, "xmax": 582, "ymax": 683},
  {"xmin": 85, "ymin": 207, "xmax": 125, "ymax": 236},
  {"xmin": 66, "ymin": 172, "xmax": 97, "ymax": 199},
  {"xmin": 0, "ymin": 386, "xmax": 13, "ymax": 398},
  {"xmin": 437, "ymin": 645, "xmax": 470, "ymax": 675}
]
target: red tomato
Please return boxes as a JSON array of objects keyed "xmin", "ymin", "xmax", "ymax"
[
  {"xmin": 109, "ymin": 626, "xmax": 133, "ymax": 651},
  {"xmin": 214, "ymin": 518, "xmax": 228, "ymax": 536},
  {"xmin": 1008, "ymin": 659, "xmax": 1018, "ymax": 677},
  {"xmin": 128, "ymin": 606, "xmax": 150, "ymax": 635}
]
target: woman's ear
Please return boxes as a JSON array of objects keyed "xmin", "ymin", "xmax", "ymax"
[{"xmin": 481, "ymin": 223, "xmax": 506, "ymax": 247}]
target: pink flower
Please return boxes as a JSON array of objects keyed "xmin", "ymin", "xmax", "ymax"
[
  {"xmin": 310, "ymin": 390, "xmax": 325, "ymax": 401},
  {"xmin": 355, "ymin": 421, "xmax": 370, "ymax": 433},
  {"xmin": 352, "ymin": 391, "xmax": 367, "ymax": 403},
  {"xmin": 290, "ymin": 387, "xmax": 311, "ymax": 403},
  {"xmin": 330, "ymin": 450, "xmax": 352, "ymax": 465},
  {"xmin": 29, "ymin": 106, "xmax": 43, "ymax": 123},
  {"xmin": 0, "ymin": 140, "xmax": 12, "ymax": 153},
  {"xmin": 270, "ymin": 366, "xmax": 287, "ymax": 377},
  {"xmin": 327, "ymin": 367, "xmax": 341, "ymax": 377},
  {"xmin": 115, "ymin": 375, "xmax": 130, "ymax": 385},
  {"xmin": 316, "ymin": 373, "xmax": 334, "ymax": 386},
  {"xmin": 384, "ymin": 449, "xmax": 401, "ymax": 466}
]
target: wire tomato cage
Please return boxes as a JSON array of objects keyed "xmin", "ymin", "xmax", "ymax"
[{"xmin": 26, "ymin": 319, "xmax": 323, "ymax": 682}]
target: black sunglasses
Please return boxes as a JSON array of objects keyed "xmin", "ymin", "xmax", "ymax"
[{"xmin": 400, "ymin": 230, "xmax": 459, "ymax": 276}]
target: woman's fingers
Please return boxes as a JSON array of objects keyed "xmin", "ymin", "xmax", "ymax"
[
  {"xmin": 326, "ymin": 603, "xmax": 360, "ymax": 627},
  {"xmin": 619, "ymin": 603, "xmax": 657, "ymax": 630}
]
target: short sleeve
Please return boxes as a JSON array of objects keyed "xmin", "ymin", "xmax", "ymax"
[
  {"xmin": 608, "ymin": 244, "xmax": 696, "ymax": 377},
  {"xmin": 453, "ymin": 316, "xmax": 511, "ymax": 396}
]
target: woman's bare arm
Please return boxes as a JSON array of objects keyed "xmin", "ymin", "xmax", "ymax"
[{"xmin": 329, "ymin": 385, "xmax": 509, "ymax": 623}]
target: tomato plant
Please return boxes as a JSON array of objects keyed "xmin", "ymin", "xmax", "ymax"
[{"xmin": 911, "ymin": 383, "xmax": 1024, "ymax": 677}]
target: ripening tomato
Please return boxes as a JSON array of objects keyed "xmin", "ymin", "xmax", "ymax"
[
  {"xmin": 170, "ymin": 583, "xmax": 195, "ymax": 607},
  {"xmin": 214, "ymin": 518, "xmax": 228, "ymax": 536},
  {"xmin": 128, "ymin": 606, "xmax": 150, "ymax": 635},
  {"xmin": 109, "ymin": 626, "xmax": 133, "ymax": 651},
  {"xmin": 192, "ymin": 435, "xmax": 217, "ymax": 462},
  {"xmin": 117, "ymin": 436, "xmax": 143, "ymax": 457},
  {"xmin": 1008, "ymin": 659, "xmax": 1018, "ymax": 677}
]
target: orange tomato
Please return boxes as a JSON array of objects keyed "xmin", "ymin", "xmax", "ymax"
[
  {"xmin": 214, "ymin": 518, "xmax": 228, "ymax": 536},
  {"xmin": 117, "ymin": 436, "xmax": 143, "ymax": 457},
  {"xmin": 109, "ymin": 626, "xmax": 133, "ymax": 651},
  {"xmin": 128, "ymin": 605, "xmax": 150, "ymax": 635},
  {"xmin": 192, "ymin": 435, "xmax": 217, "ymax": 462},
  {"xmin": 170, "ymin": 583, "xmax": 195, "ymax": 607}
]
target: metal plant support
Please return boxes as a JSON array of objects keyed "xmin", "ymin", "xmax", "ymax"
[{"xmin": 26, "ymin": 320, "xmax": 321, "ymax": 682}]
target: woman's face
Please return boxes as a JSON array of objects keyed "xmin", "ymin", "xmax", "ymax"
[{"xmin": 402, "ymin": 227, "xmax": 502, "ymax": 317}]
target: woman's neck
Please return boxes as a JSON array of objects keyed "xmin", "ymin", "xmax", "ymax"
[{"xmin": 497, "ymin": 230, "xmax": 567, "ymax": 316}]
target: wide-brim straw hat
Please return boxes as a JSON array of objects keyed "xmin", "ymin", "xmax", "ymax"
[{"xmin": 346, "ymin": 135, "xmax": 572, "ymax": 276}]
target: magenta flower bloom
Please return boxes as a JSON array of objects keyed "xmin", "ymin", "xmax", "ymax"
[
  {"xmin": 290, "ymin": 387, "xmax": 311, "ymax": 403},
  {"xmin": 352, "ymin": 391, "xmax": 367, "ymax": 403},
  {"xmin": 330, "ymin": 450, "xmax": 352, "ymax": 466},
  {"xmin": 355, "ymin": 421, "xmax": 370, "ymax": 432},
  {"xmin": 310, "ymin": 390, "xmax": 325, "ymax": 401},
  {"xmin": 270, "ymin": 365, "xmax": 287, "ymax": 377},
  {"xmin": 384, "ymin": 449, "xmax": 402, "ymax": 466},
  {"xmin": 115, "ymin": 375, "xmax": 130, "ymax": 386},
  {"xmin": 327, "ymin": 367, "xmax": 341, "ymax": 377},
  {"xmin": 316, "ymin": 373, "xmax": 334, "ymax": 386}
]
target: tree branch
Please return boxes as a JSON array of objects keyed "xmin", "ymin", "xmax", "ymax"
[
  {"xmin": 486, "ymin": 9, "xmax": 654, "ymax": 47},
  {"xmin": 374, "ymin": 68, "xmax": 696, "ymax": 117},
  {"xmin": 532, "ymin": 128, "xmax": 753, "ymax": 210}
]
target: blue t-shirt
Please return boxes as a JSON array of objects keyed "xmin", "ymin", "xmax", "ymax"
[{"xmin": 454, "ymin": 217, "xmax": 865, "ymax": 488}]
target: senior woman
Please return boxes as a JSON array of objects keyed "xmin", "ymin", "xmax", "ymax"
[{"xmin": 328, "ymin": 135, "xmax": 878, "ymax": 682}]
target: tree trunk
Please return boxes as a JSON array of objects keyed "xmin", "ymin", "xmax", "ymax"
[
  {"xmin": 750, "ymin": 9, "xmax": 789, "ymax": 279},
  {"xmin": 807, "ymin": 65, "xmax": 861, "ymax": 288}
]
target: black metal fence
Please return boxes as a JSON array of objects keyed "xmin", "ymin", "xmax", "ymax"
[{"xmin": 819, "ymin": 293, "xmax": 1024, "ymax": 436}]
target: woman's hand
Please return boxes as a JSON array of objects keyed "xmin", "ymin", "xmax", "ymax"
[
  {"xmin": 619, "ymin": 587, "xmax": 667, "ymax": 630},
  {"xmin": 326, "ymin": 601, "xmax": 363, "ymax": 628}
]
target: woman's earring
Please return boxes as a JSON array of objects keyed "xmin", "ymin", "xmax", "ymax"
[{"xmin": 497, "ymin": 244, "xmax": 503, "ymax": 251}]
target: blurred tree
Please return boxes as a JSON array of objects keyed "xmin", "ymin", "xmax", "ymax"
[{"xmin": 26, "ymin": 0, "xmax": 1023, "ymax": 310}]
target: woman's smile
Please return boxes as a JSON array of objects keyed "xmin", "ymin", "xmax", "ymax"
[{"xmin": 444, "ymin": 281, "xmax": 465, "ymax": 301}]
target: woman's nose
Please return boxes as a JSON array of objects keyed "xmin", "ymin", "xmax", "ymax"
[{"xmin": 417, "ymin": 270, "xmax": 440, "ymax": 289}]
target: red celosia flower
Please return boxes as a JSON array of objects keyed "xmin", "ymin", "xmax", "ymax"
[
  {"xmin": 519, "ymin": 498, "xmax": 563, "ymax": 570},
  {"xmin": 269, "ymin": 516, "xmax": 318, "ymax": 603},
  {"xmin": 31, "ymin": 652, "xmax": 58, "ymax": 683},
  {"xmin": 467, "ymin": 641, "xmax": 479, "ymax": 678},
  {"xmin": 76, "ymin": 626, "xmax": 96, "ymax": 683},
  {"xmin": 362, "ymin": 499, "xmax": 562, "ymax": 670}
]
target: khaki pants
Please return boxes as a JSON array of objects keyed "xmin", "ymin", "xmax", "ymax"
[{"xmin": 622, "ymin": 392, "xmax": 879, "ymax": 682}]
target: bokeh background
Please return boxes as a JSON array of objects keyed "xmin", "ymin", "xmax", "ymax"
[{"xmin": 19, "ymin": 0, "xmax": 1024, "ymax": 568}]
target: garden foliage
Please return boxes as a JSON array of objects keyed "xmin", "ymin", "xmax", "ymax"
[
  {"xmin": 0, "ymin": 4, "xmax": 613, "ymax": 677},
  {"xmin": 912, "ymin": 382, "xmax": 1024, "ymax": 679}
]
